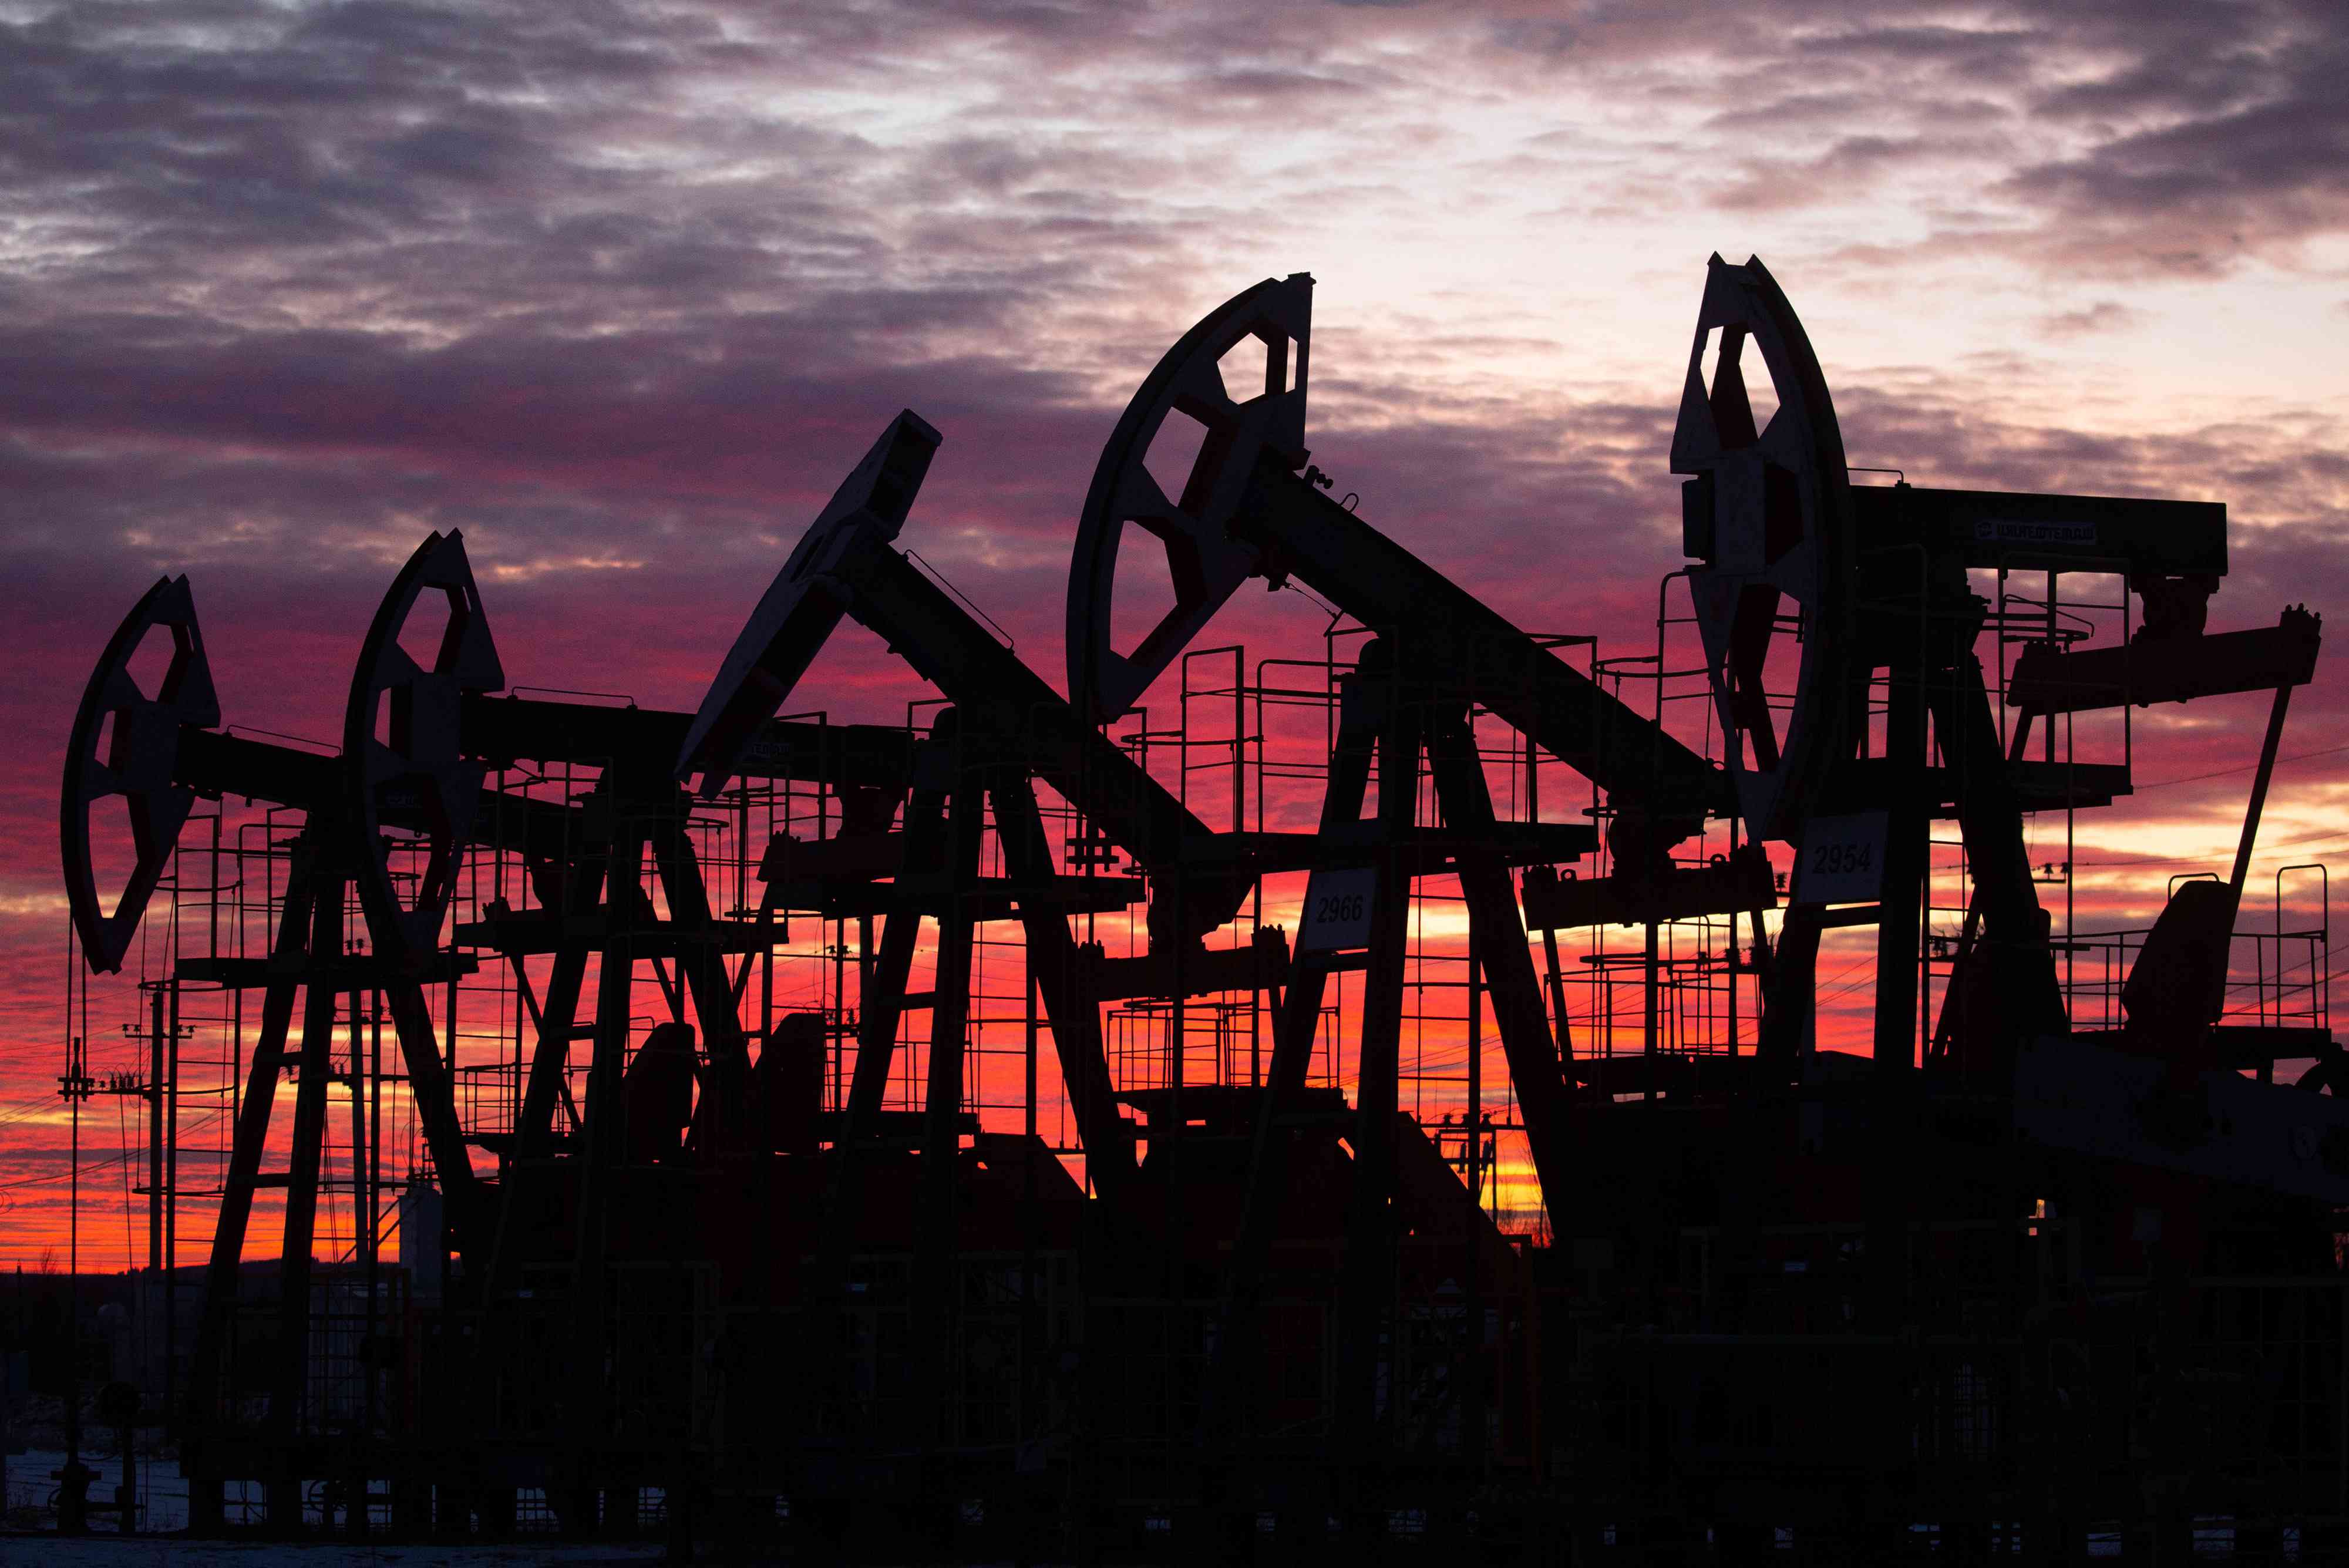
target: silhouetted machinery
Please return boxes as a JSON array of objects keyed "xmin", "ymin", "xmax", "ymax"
[{"xmin": 59, "ymin": 257, "xmax": 2349, "ymax": 1559}]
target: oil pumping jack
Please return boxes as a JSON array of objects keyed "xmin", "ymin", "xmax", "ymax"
[
  {"xmin": 1670, "ymin": 254, "xmax": 2319, "ymax": 1088},
  {"xmin": 1065, "ymin": 273, "xmax": 1752, "ymax": 1447},
  {"xmin": 666, "ymin": 409, "xmax": 1340, "ymax": 1448},
  {"xmin": 62, "ymin": 561, "xmax": 566, "ymax": 1526},
  {"xmin": 340, "ymin": 528, "xmax": 944, "ymax": 1515}
]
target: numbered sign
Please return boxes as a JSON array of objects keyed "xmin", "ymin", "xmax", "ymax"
[
  {"xmin": 1793, "ymin": 811, "xmax": 1887, "ymax": 905},
  {"xmin": 1297, "ymin": 867, "xmax": 1378, "ymax": 951}
]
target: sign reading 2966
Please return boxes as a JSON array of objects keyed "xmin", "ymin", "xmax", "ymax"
[{"xmin": 1298, "ymin": 867, "xmax": 1379, "ymax": 951}]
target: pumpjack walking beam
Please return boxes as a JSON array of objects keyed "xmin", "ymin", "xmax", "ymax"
[
  {"xmin": 1068, "ymin": 272, "xmax": 1732, "ymax": 862},
  {"xmin": 679, "ymin": 413, "xmax": 1251, "ymax": 941}
]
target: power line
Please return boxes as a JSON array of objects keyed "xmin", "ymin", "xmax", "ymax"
[
  {"xmin": 2133, "ymin": 741, "xmax": 2349, "ymax": 792},
  {"xmin": 0, "ymin": 1147, "xmax": 131, "ymax": 1193}
]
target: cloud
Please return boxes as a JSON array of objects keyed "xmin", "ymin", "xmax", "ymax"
[
  {"xmin": 2034, "ymin": 300, "xmax": 2145, "ymax": 337},
  {"xmin": 2001, "ymin": 40, "xmax": 2349, "ymax": 277},
  {"xmin": 1481, "ymin": 1, "xmax": 2349, "ymax": 280},
  {"xmin": 1708, "ymin": 134, "xmax": 1955, "ymax": 215}
]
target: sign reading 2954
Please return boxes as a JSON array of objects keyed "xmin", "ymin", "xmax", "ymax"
[
  {"xmin": 1298, "ymin": 867, "xmax": 1379, "ymax": 951},
  {"xmin": 1795, "ymin": 811, "xmax": 1889, "ymax": 905},
  {"xmin": 1809, "ymin": 839, "xmax": 1873, "ymax": 877}
]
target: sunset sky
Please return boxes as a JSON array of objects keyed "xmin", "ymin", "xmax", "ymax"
[{"xmin": 4, "ymin": 1, "xmax": 2347, "ymax": 1266}]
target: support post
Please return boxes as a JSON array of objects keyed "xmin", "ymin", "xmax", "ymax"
[
  {"xmin": 1426, "ymin": 706, "xmax": 1574, "ymax": 1209},
  {"xmin": 915, "ymin": 773, "xmax": 984, "ymax": 1446},
  {"xmin": 1336, "ymin": 667, "xmax": 1421, "ymax": 1475},
  {"xmin": 1872, "ymin": 665, "xmax": 1926, "ymax": 1075},
  {"xmin": 988, "ymin": 776, "xmax": 1133, "ymax": 1193}
]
